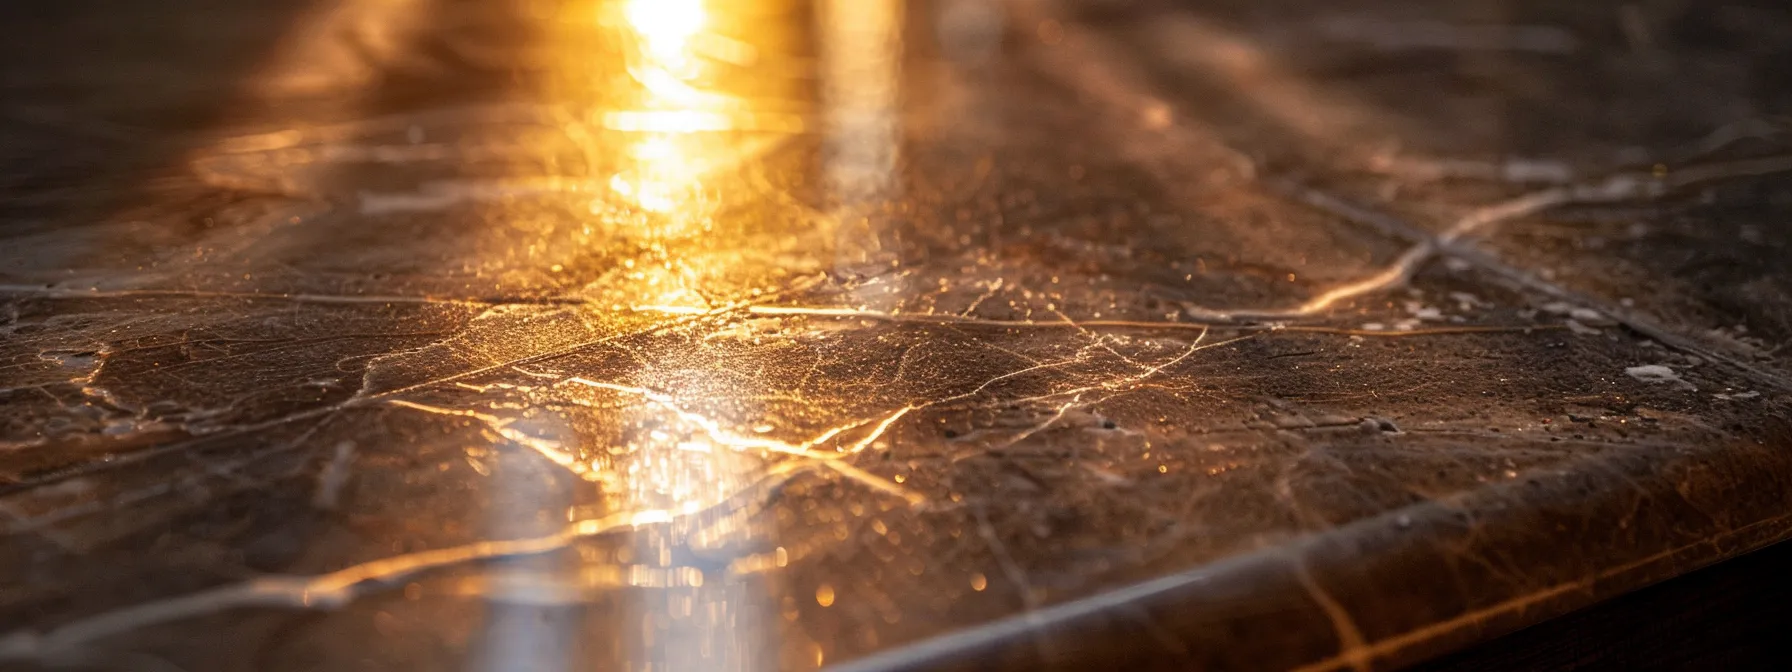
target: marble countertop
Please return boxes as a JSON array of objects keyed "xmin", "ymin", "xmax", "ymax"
[{"xmin": 2, "ymin": 0, "xmax": 1789, "ymax": 670}]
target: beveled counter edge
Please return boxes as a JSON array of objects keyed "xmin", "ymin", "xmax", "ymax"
[{"xmin": 830, "ymin": 416, "xmax": 1792, "ymax": 671}]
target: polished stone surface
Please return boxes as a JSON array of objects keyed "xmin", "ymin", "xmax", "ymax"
[{"xmin": 2, "ymin": 1, "xmax": 1790, "ymax": 670}]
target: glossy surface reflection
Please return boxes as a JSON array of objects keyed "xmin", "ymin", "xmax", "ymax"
[{"xmin": 2, "ymin": 0, "xmax": 1791, "ymax": 670}]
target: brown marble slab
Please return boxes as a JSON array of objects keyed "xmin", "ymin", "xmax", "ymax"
[{"xmin": 1, "ymin": 1, "xmax": 1789, "ymax": 670}]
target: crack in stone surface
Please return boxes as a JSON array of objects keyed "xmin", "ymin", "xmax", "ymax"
[{"xmin": 2, "ymin": 0, "xmax": 1791, "ymax": 671}]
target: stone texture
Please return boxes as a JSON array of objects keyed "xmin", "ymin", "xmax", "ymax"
[{"xmin": 1, "ymin": 1, "xmax": 1789, "ymax": 670}]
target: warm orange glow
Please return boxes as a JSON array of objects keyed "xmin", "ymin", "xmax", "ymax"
[
  {"xmin": 564, "ymin": 0, "xmax": 912, "ymax": 544},
  {"xmin": 624, "ymin": 0, "xmax": 707, "ymax": 66},
  {"xmin": 600, "ymin": 0, "xmax": 736, "ymax": 218},
  {"xmin": 607, "ymin": 173, "xmax": 676, "ymax": 213},
  {"xmin": 602, "ymin": 109, "xmax": 734, "ymax": 133},
  {"xmin": 819, "ymin": 0, "xmax": 904, "ymax": 313},
  {"xmin": 819, "ymin": 0, "xmax": 902, "ymax": 195}
]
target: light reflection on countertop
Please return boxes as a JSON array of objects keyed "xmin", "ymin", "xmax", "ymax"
[{"xmin": 2, "ymin": 0, "xmax": 1792, "ymax": 671}]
